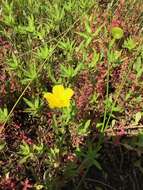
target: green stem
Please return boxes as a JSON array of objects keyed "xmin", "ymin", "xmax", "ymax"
[
  {"xmin": 101, "ymin": 59, "xmax": 110, "ymax": 132},
  {"xmin": 101, "ymin": 39, "xmax": 116, "ymax": 132}
]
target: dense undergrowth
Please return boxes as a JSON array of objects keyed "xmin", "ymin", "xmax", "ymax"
[{"xmin": 0, "ymin": 0, "xmax": 143, "ymax": 189}]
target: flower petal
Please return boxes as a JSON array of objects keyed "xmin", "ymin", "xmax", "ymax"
[
  {"xmin": 44, "ymin": 92, "xmax": 58, "ymax": 108},
  {"xmin": 52, "ymin": 85, "xmax": 65, "ymax": 95},
  {"xmin": 44, "ymin": 85, "xmax": 74, "ymax": 109},
  {"xmin": 64, "ymin": 88, "xmax": 74, "ymax": 99},
  {"xmin": 62, "ymin": 100, "xmax": 70, "ymax": 107}
]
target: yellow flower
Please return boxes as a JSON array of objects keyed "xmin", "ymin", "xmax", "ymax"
[{"xmin": 44, "ymin": 85, "xmax": 74, "ymax": 108}]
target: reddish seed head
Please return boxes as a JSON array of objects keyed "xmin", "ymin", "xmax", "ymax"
[
  {"xmin": 21, "ymin": 178, "xmax": 32, "ymax": 190},
  {"xmin": 19, "ymin": 132, "xmax": 33, "ymax": 145},
  {"xmin": 111, "ymin": 19, "xmax": 121, "ymax": 27}
]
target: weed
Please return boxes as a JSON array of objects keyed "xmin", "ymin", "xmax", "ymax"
[{"xmin": 0, "ymin": 0, "xmax": 143, "ymax": 189}]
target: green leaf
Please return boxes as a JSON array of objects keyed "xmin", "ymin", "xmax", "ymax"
[
  {"xmin": 85, "ymin": 36, "xmax": 92, "ymax": 47},
  {"xmin": 19, "ymin": 141, "xmax": 31, "ymax": 156},
  {"xmin": 0, "ymin": 107, "xmax": 9, "ymax": 124},
  {"xmin": 88, "ymin": 51, "xmax": 100, "ymax": 68},
  {"xmin": 7, "ymin": 53, "xmax": 20, "ymax": 70},
  {"xmin": 33, "ymin": 143, "xmax": 44, "ymax": 154},
  {"xmin": 22, "ymin": 63, "xmax": 38, "ymax": 84},
  {"xmin": 133, "ymin": 56, "xmax": 143, "ymax": 78},
  {"xmin": 123, "ymin": 37, "xmax": 136, "ymax": 51},
  {"xmin": 23, "ymin": 97, "xmax": 42, "ymax": 116},
  {"xmin": 74, "ymin": 62, "xmax": 83, "ymax": 75},
  {"xmin": 76, "ymin": 32, "xmax": 89, "ymax": 39},
  {"xmin": 134, "ymin": 112, "xmax": 142, "ymax": 125},
  {"xmin": 23, "ymin": 98, "xmax": 35, "ymax": 109},
  {"xmin": 26, "ymin": 15, "xmax": 35, "ymax": 33},
  {"xmin": 78, "ymin": 120, "xmax": 91, "ymax": 135},
  {"xmin": 92, "ymin": 159, "xmax": 102, "ymax": 170},
  {"xmin": 19, "ymin": 155, "xmax": 31, "ymax": 164},
  {"xmin": 111, "ymin": 27, "xmax": 124, "ymax": 39},
  {"xmin": 37, "ymin": 45, "xmax": 54, "ymax": 60},
  {"xmin": 0, "ymin": 142, "xmax": 6, "ymax": 151},
  {"xmin": 108, "ymin": 50, "xmax": 122, "ymax": 63},
  {"xmin": 85, "ymin": 18, "xmax": 92, "ymax": 34}
]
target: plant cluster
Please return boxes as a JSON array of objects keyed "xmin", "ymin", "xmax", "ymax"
[{"xmin": 0, "ymin": 0, "xmax": 143, "ymax": 189}]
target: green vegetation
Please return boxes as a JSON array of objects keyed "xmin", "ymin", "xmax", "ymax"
[{"xmin": 0, "ymin": 0, "xmax": 143, "ymax": 189}]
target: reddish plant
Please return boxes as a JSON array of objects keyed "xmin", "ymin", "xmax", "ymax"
[
  {"xmin": 0, "ymin": 176, "xmax": 17, "ymax": 190},
  {"xmin": 21, "ymin": 178, "xmax": 33, "ymax": 190},
  {"xmin": 75, "ymin": 71, "xmax": 93, "ymax": 119},
  {"xmin": 95, "ymin": 64, "xmax": 106, "ymax": 98},
  {"xmin": 19, "ymin": 131, "xmax": 33, "ymax": 145},
  {"xmin": 114, "ymin": 124, "xmax": 126, "ymax": 145}
]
